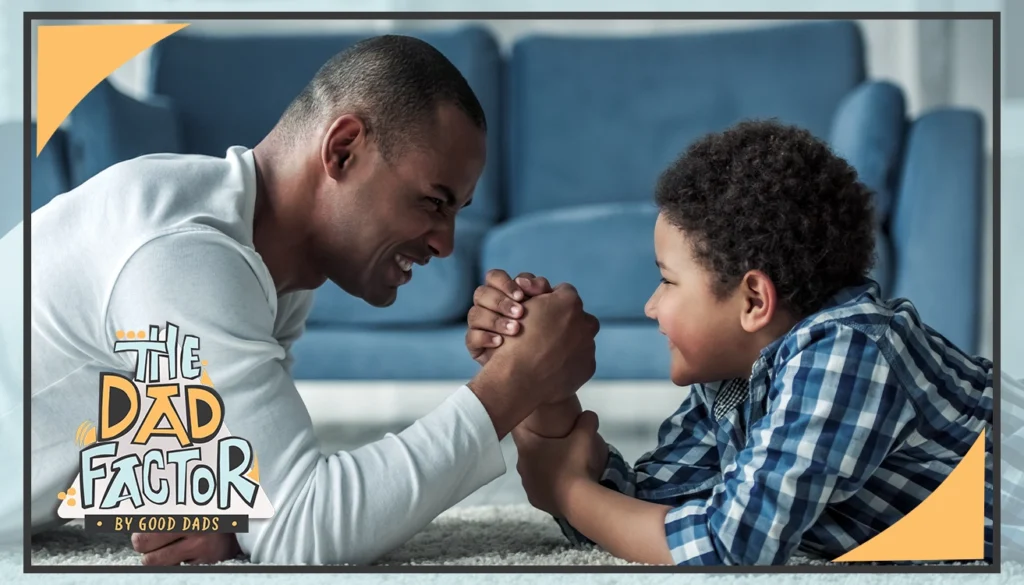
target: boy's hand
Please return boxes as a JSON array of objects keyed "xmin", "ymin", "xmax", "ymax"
[
  {"xmin": 512, "ymin": 410, "xmax": 608, "ymax": 517},
  {"xmin": 520, "ymin": 396, "xmax": 583, "ymax": 438},
  {"xmin": 131, "ymin": 532, "xmax": 241, "ymax": 566},
  {"xmin": 466, "ymin": 269, "xmax": 553, "ymax": 365}
]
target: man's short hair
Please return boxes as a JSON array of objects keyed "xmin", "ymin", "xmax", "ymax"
[
  {"xmin": 279, "ymin": 34, "xmax": 486, "ymax": 159},
  {"xmin": 654, "ymin": 119, "xmax": 877, "ymax": 318}
]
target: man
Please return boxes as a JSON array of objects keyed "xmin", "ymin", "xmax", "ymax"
[{"xmin": 0, "ymin": 35, "xmax": 600, "ymax": 565}]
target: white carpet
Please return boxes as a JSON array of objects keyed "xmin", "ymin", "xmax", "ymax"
[
  {"xmin": 29, "ymin": 505, "xmax": 634, "ymax": 567},
  {"xmin": 23, "ymin": 504, "xmax": 998, "ymax": 569}
]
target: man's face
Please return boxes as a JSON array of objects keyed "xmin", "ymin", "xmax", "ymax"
[
  {"xmin": 311, "ymin": 104, "xmax": 486, "ymax": 307},
  {"xmin": 644, "ymin": 213, "xmax": 749, "ymax": 387}
]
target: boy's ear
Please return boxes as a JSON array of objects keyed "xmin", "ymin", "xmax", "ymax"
[{"xmin": 738, "ymin": 270, "xmax": 777, "ymax": 334}]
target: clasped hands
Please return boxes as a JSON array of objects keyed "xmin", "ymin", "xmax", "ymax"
[{"xmin": 465, "ymin": 269, "xmax": 609, "ymax": 518}]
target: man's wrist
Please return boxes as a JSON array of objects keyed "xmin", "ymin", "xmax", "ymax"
[{"xmin": 467, "ymin": 360, "xmax": 532, "ymax": 439}]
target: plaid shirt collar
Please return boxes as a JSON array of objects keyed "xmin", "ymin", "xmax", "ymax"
[{"xmin": 710, "ymin": 279, "xmax": 883, "ymax": 423}]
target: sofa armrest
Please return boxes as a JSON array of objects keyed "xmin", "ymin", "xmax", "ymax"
[
  {"xmin": 65, "ymin": 78, "xmax": 183, "ymax": 189},
  {"xmin": 889, "ymin": 108, "xmax": 985, "ymax": 354}
]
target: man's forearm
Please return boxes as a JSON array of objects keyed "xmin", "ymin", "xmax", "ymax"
[
  {"xmin": 560, "ymin": 478, "xmax": 674, "ymax": 566},
  {"xmin": 244, "ymin": 385, "xmax": 507, "ymax": 565}
]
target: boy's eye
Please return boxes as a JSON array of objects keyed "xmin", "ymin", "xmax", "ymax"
[{"xmin": 660, "ymin": 277, "xmax": 671, "ymax": 285}]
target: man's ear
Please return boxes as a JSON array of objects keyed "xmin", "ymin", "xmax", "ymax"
[
  {"xmin": 737, "ymin": 270, "xmax": 777, "ymax": 334},
  {"xmin": 321, "ymin": 114, "xmax": 366, "ymax": 181}
]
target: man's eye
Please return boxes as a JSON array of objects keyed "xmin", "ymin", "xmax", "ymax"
[
  {"xmin": 660, "ymin": 277, "xmax": 671, "ymax": 285},
  {"xmin": 428, "ymin": 197, "xmax": 444, "ymax": 210}
]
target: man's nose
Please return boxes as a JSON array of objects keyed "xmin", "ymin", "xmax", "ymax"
[{"xmin": 426, "ymin": 220, "xmax": 455, "ymax": 259}]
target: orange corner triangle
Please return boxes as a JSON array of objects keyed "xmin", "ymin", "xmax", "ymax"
[
  {"xmin": 36, "ymin": 23, "xmax": 190, "ymax": 155},
  {"xmin": 832, "ymin": 428, "xmax": 987, "ymax": 563}
]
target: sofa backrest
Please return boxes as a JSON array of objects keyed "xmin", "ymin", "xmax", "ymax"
[
  {"xmin": 503, "ymin": 20, "xmax": 866, "ymax": 218},
  {"xmin": 148, "ymin": 24, "xmax": 503, "ymax": 223}
]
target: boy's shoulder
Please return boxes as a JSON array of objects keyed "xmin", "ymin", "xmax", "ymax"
[
  {"xmin": 774, "ymin": 280, "xmax": 896, "ymax": 357},
  {"xmin": 765, "ymin": 279, "xmax": 991, "ymax": 389}
]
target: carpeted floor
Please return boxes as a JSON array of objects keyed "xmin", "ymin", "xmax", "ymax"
[
  {"xmin": 25, "ymin": 504, "xmax": 994, "ymax": 568},
  {"xmin": 29, "ymin": 505, "xmax": 633, "ymax": 567}
]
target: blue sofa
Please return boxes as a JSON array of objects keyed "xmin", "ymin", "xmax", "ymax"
[{"xmin": 26, "ymin": 20, "xmax": 986, "ymax": 381}]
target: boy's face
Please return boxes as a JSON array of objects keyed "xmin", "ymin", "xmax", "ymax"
[{"xmin": 645, "ymin": 213, "xmax": 751, "ymax": 387}]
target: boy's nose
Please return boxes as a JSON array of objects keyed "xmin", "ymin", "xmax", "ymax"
[{"xmin": 644, "ymin": 293, "xmax": 658, "ymax": 320}]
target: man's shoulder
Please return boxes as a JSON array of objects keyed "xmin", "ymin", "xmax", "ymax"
[
  {"xmin": 33, "ymin": 146, "xmax": 259, "ymax": 288},
  {"xmin": 37, "ymin": 147, "xmax": 253, "ymax": 225},
  {"xmin": 117, "ymin": 229, "xmax": 272, "ymax": 298}
]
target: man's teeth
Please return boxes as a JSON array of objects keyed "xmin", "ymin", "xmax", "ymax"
[{"xmin": 396, "ymin": 255, "xmax": 413, "ymax": 272}]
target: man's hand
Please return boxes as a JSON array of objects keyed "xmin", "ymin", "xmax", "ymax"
[
  {"xmin": 131, "ymin": 532, "xmax": 241, "ymax": 566},
  {"xmin": 467, "ymin": 269, "xmax": 586, "ymax": 439},
  {"xmin": 467, "ymin": 281, "xmax": 600, "ymax": 438},
  {"xmin": 466, "ymin": 269, "xmax": 553, "ymax": 366},
  {"xmin": 511, "ymin": 410, "xmax": 608, "ymax": 517}
]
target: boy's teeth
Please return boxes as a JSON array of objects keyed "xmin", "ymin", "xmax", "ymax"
[{"xmin": 395, "ymin": 254, "xmax": 413, "ymax": 272}]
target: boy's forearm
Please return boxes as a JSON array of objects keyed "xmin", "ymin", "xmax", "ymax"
[
  {"xmin": 560, "ymin": 478, "xmax": 674, "ymax": 566},
  {"xmin": 520, "ymin": 395, "xmax": 583, "ymax": 438}
]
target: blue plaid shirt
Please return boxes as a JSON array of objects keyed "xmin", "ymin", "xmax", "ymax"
[{"xmin": 557, "ymin": 280, "xmax": 994, "ymax": 565}]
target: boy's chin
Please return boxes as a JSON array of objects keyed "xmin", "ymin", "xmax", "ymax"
[
  {"xmin": 669, "ymin": 362, "xmax": 718, "ymax": 387},
  {"xmin": 669, "ymin": 367, "xmax": 699, "ymax": 387}
]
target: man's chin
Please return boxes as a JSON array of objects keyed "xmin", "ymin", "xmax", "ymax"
[{"xmin": 362, "ymin": 285, "xmax": 399, "ymax": 308}]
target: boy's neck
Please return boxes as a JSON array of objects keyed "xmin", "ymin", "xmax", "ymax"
[{"xmin": 744, "ymin": 313, "xmax": 801, "ymax": 372}]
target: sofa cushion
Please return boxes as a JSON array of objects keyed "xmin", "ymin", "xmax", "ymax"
[
  {"xmin": 306, "ymin": 217, "xmax": 490, "ymax": 327},
  {"xmin": 594, "ymin": 321, "xmax": 670, "ymax": 380},
  {"xmin": 149, "ymin": 25, "xmax": 503, "ymax": 223},
  {"xmin": 829, "ymin": 80, "xmax": 906, "ymax": 224},
  {"xmin": 289, "ymin": 322, "xmax": 668, "ymax": 380},
  {"xmin": 890, "ymin": 109, "xmax": 984, "ymax": 354},
  {"xmin": 64, "ymin": 79, "xmax": 183, "ymax": 190},
  {"xmin": 481, "ymin": 203, "xmax": 660, "ymax": 321},
  {"xmin": 505, "ymin": 20, "xmax": 865, "ymax": 217},
  {"xmin": 290, "ymin": 325, "xmax": 482, "ymax": 380}
]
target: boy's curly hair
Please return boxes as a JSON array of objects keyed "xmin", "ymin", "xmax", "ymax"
[{"xmin": 654, "ymin": 119, "xmax": 876, "ymax": 318}]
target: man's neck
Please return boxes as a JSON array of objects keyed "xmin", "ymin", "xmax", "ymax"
[{"xmin": 251, "ymin": 142, "xmax": 322, "ymax": 295}]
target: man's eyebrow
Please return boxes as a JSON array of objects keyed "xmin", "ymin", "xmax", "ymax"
[{"xmin": 432, "ymin": 184, "xmax": 472, "ymax": 209}]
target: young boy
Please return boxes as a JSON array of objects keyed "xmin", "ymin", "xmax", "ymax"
[{"xmin": 465, "ymin": 119, "xmax": 994, "ymax": 565}]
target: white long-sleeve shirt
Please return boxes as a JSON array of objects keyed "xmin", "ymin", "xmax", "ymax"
[{"xmin": 0, "ymin": 146, "xmax": 506, "ymax": 564}]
